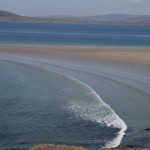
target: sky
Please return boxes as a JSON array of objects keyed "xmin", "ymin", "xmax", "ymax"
[{"xmin": 0, "ymin": 0, "xmax": 150, "ymax": 16}]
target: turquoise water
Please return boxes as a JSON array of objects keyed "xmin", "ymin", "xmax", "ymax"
[{"xmin": 0, "ymin": 22, "xmax": 150, "ymax": 47}]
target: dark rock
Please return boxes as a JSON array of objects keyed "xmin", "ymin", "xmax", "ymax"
[
  {"xmin": 145, "ymin": 128, "xmax": 150, "ymax": 131},
  {"xmin": 127, "ymin": 145, "xmax": 137, "ymax": 148}
]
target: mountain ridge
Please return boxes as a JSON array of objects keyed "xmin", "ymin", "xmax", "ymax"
[
  {"xmin": 1, "ymin": 10, "xmax": 150, "ymax": 25},
  {"xmin": 0, "ymin": 10, "xmax": 19, "ymax": 17}
]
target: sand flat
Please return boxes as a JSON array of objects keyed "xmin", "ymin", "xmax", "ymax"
[{"xmin": 0, "ymin": 44, "xmax": 150, "ymax": 65}]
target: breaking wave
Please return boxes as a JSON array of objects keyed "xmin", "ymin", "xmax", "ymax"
[{"xmin": 64, "ymin": 74, "xmax": 127, "ymax": 148}]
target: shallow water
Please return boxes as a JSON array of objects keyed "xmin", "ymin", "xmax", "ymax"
[
  {"xmin": 0, "ymin": 54, "xmax": 150, "ymax": 149},
  {"xmin": 4, "ymin": 55, "xmax": 150, "ymax": 148},
  {"xmin": 0, "ymin": 60, "xmax": 127, "ymax": 149}
]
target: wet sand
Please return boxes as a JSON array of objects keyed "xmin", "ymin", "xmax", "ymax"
[
  {"xmin": 0, "ymin": 45, "xmax": 150, "ymax": 65},
  {"xmin": 1, "ymin": 44, "xmax": 150, "ymax": 80}
]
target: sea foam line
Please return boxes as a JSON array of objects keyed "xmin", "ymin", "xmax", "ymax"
[{"xmin": 58, "ymin": 73, "xmax": 127, "ymax": 148}]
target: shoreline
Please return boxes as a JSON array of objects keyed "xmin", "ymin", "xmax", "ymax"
[
  {"xmin": 1, "ymin": 20, "xmax": 150, "ymax": 26},
  {"xmin": 1, "ymin": 43, "xmax": 150, "ymax": 50}
]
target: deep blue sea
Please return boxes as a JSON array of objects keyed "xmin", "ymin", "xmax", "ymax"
[{"xmin": 0, "ymin": 22, "xmax": 150, "ymax": 47}]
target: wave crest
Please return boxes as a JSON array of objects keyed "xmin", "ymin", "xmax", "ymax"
[{"xmin": 65, "ymin": 75, "xmax": 127, "ymax": 148}]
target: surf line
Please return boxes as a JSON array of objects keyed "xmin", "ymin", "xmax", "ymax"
[{"xmin": 59, "ymin": 72, "xmax": 127, "ymax": 148}]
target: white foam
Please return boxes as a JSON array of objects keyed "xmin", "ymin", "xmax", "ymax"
[{"xmin": 64, "ymin": 75, "xmax": 127, "ymax": 148}]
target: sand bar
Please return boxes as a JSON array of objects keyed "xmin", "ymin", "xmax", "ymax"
[{"xmin": 0, "ymin": 44, "xmax": 150, "ymax": 65}]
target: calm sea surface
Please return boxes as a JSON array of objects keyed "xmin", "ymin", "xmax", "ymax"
[{"xmin": 0, "ymin": 22, "xmax": 150, "ymax": 47}]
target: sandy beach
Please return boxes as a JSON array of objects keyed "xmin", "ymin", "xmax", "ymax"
[
  {"xmin": 1, "ymin": 44, "xmax": 150, "ymax": 80},
  {"xmin": 0, "ymin": 45, "xmax": 150, "ymax": 65},
  {"xmin": 0, "ymin": 44, "xmax": 150, "ymax": 148}
]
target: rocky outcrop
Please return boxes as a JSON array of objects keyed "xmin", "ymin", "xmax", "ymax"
[
  {"xmin": 30, "ymin": 144, "xmax": 150, "ymax": 150},
  {"xmin": 145, "ymin": 128, "xmax": 150, "ymax": 131},
  {"xmin": 30, "ymin": 144, "xmax": 88, "ymax": 150}
]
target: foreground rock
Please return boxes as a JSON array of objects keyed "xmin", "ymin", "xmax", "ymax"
[
  {"xmin": 30, "ymin": 144, "xmax": 88, "ymax": 150},
  {"xmin": 145, "ymin": 128, "xmax": 150, "ymax": 131},
  {"xmin": 30, "ymin": 144, "xmax": 150, "ymax": 150}
]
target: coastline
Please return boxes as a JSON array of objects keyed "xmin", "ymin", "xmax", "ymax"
[{"xmin": 0, "ymin": 44, "xmax": 150, "ymax": 149}]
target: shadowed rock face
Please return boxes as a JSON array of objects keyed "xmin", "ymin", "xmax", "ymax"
[{"xmin": 30, "ymin": 144, "xmax": 88, "ymax": 150}]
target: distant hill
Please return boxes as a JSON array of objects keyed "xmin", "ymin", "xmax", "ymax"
[
  {"xmin": 82, "ymin": 14, "xmax": 150, "ymax": 22},
  {"xmin": 0, "ymin": 10, "xmax": 99, "ymax": 24},
  {"xmin": 0, "ymin": 10, "xmax": 150, "ymax": 25},
  {"xmin": 0, "ymin": 10, "xmax": 18, "ymax": 17},
  {"xmin": 38, "ymin": 13, "xmax": 150, "ymax": 24},
  {"xmin": 37, "ymin": 15, "xmax": 78, "ymax": 19},
  {"xmin": 39, "ymin": 13, "xmax": 150, "ymax": 23}
]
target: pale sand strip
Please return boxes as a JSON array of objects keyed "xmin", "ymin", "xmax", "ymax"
[{"xmin": 0, "ymin": 44, "xmax": 150, "ymax": 65}]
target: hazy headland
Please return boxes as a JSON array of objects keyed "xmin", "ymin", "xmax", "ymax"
[{"xmin": 1, "ymin": 10, "xmax": 150, "ymax": 25}]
